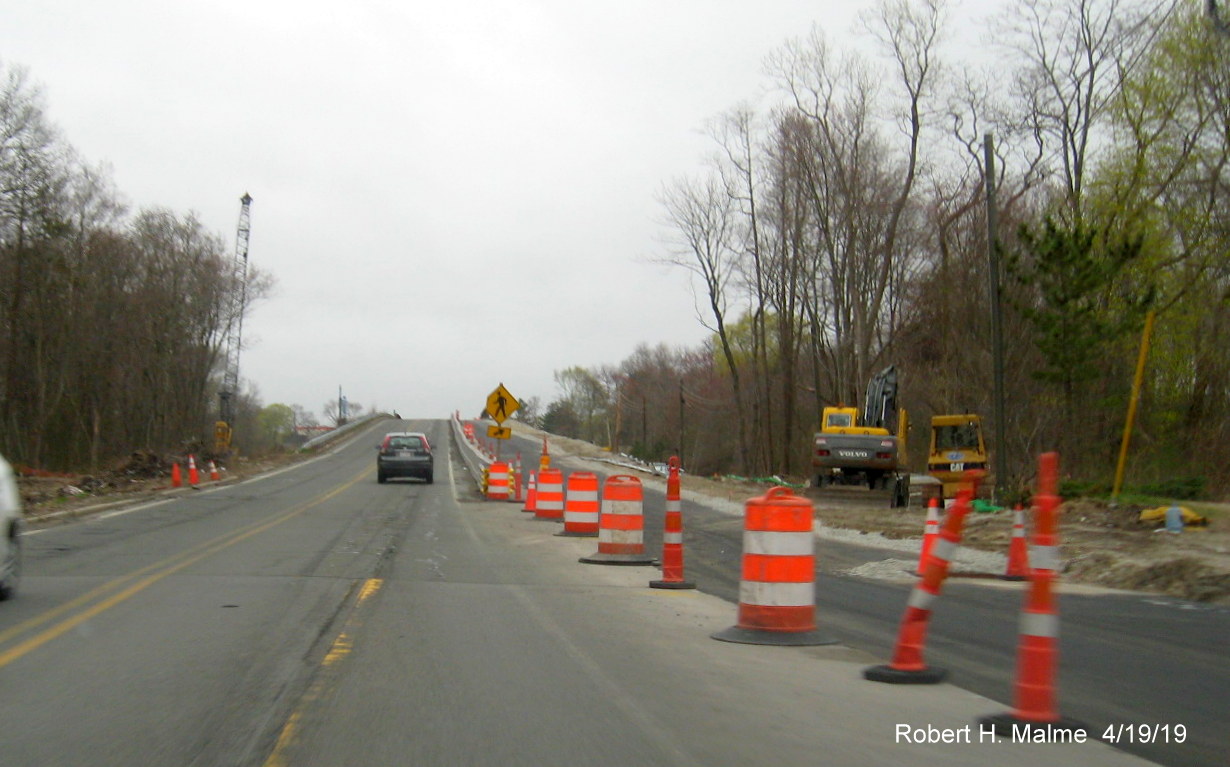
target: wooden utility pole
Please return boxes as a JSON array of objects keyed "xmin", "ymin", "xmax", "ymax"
[{"xmin": 985, "ymin": 134, "xmax": 1008, "ymax": 502}]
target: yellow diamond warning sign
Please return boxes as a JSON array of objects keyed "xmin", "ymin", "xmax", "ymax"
[{"xmin": 486, "ymin": 383, "xmax": 519, "ymax": 424}]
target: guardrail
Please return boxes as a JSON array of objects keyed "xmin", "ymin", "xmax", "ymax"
[
  {"xmin": 301, "ymin": 413, "xmax": 384, "ymax": 451},
  {"xmin": 450, "ymin": 412, "xmax": 492, "ymax": 491}
]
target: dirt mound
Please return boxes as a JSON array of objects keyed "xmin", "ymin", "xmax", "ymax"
[
  {"xmin": 113, "ymin": 449, "xmax": 172, "ymax": 479},
  {"xmin": 1066, "ymin": 553, "xmax": 1230, "ymax": 602}
]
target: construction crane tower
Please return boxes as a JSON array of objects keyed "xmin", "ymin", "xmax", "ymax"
[{"xmin": 214, "ymin": 192, "xmax": 253, "ymax": 454}]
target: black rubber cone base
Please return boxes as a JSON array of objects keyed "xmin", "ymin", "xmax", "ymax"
[
  {"xmin": 578, "ymin": 552, "xmax": 655, "ymax": 566},
  {"xmin": 554, "ymin": 530, "xmax": 598, "ymax": 538},
  {"xmin": 978, "ymin": 713, "xmax": 1087, "ymax": 740},
  {"xmin": 649, "ymin": 579, "xmax": 697, "ymax": 590},
  {"xmin": 711, "ymin": 626, "xmax": 838, "ymax": 646},
  {"xmin": 863, "ymin": 664, "xmax": 947, "ymax": 684}
]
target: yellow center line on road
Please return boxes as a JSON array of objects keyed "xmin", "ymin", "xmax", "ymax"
[
  {"xmin": 262, "ymin": 577, "xmax": 384, "ymax": 767},
  {"xmin": 0, "ymin": 463, "xmax": 374, "ymax": 670}
]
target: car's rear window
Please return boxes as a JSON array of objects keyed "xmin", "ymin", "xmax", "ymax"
[{"xmin": 388, "ymin": 436, "xmax": 424, "ymax": 450}]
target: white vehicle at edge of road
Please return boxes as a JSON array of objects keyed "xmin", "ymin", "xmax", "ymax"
[{"xmin": 0, "ymin": 454, "xmax": 22, "ymax": 599}]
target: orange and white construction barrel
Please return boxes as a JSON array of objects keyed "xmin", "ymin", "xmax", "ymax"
[
  {"xmin": 533, "ymin": 468, "xmax": 565, "ymax": 521},
  {"xmin": 579, "ymin": 475, "xmax": 654, "ymax": 565},
  {"xmin": 712, "ymin": 487, "xmax": 835, "ymax": 646},
  {"xmin": 556, "ymin": 471, "xmax": 600, "ymax": 537},
  {"xmin": 487, "ymin": 461, "xmax": 510, "ymax": 501}
]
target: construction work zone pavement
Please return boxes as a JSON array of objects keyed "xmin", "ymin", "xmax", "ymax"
[
  {"xmin": 447, "ymin": 421, "xmax": 1163, "ymax": 766},
  {"xmin": 435, "ymin": 480, "xmax": 1156, "ymax": 767}
]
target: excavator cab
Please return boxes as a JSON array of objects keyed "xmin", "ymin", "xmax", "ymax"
[{"xmin": 822, "ymin": 408, "xmax": 858, "ymax": 431}]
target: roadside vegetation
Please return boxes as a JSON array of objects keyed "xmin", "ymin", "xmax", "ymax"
[
  {"xmin": 0, "ymin": 60, "xmax": 339, "ymax": 470},
  {"xmin": 538, "ymin": 0, "xmax": 1230, "ymax": 500}
]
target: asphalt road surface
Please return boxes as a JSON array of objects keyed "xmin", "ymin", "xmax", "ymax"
[
  {"xmin": 500, "ymin": 425, "xmax": 1229, "ymax": 767},
  {"xmin": 0, "ymin": 417, "xmax": 1211, "ymax": 766}
]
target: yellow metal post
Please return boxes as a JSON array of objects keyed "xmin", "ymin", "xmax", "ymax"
[{"xmin": 1111, "ymin": 310, "xmax": 1155, "ymax": 504}]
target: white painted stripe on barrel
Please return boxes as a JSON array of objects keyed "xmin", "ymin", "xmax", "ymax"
[
  {"xmin": 739, "ymin": 581, "xmax": 814, "ymax": 607},
  {"xmin": 601, "ymin": 499, "xmax": 642, "ymax": 516},
  {"xmin": 742, "ymin": 531, "xmax": 813, "ymax": 557},
  {"xmin": 567, "ymin": 490, "xmax": 599, "ymax": 502},
  {"xmin": 599, "ymin": 528, "xmax": 642, "ymax": 545}
]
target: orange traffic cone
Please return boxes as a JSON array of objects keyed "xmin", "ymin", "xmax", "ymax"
[
  {"xmin": 539, "ymin": 437, "xmax": 550, "ymax": 472},
  {"xmin": 981, "ymin": 453, "xmax": 1084, "ymax": 737},
  {"xmin": 865, "ymin": 479, "xmax": 977, "ymax": 684},
  {"xmin": 208, "ymin": 460, "xmax": 221, "ymax": 482},
  {"xmin": 522, "ymin": 471, "xmax": 537, "ymax": 513},
  {"xmin": 915, "ymin": 497, "xmax": 941, "ymax": 576},
  {"xmin": 187, "ymin": 455, "xmax": 200, "ymax": 486},
  {"xmin": 1003, "ymin": 505, "xmax": 1030, "ymax": 580},
  {"xmin": 651, "ymin": 456, "xmax": 696, "ymax": 590},
  {"xmin": 171, "ymin": 461, "xmax": 182, "ymax": 488}
]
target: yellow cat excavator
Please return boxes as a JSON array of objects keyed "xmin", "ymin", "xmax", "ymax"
[{"xmin": 927, "ymin": 414, "xmax": 988, "ymax": 500}]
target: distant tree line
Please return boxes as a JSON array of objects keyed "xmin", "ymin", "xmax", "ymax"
[
  {"xmin": 541, "ymin": 0, "xmax": 1229, "ymax": 497},
  {"xmin": 0, "ymin": 60, "xmax": 285, "ymax": 470}
]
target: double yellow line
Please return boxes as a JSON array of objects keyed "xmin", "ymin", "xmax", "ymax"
[{"xmin": 0, "ymin": 463, "xmax": 373, "ymax": 670}]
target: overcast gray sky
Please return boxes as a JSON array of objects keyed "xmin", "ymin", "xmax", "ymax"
[{"xmin": 6, "ymin": 1, "xmax": 927, "ymax": 421}]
